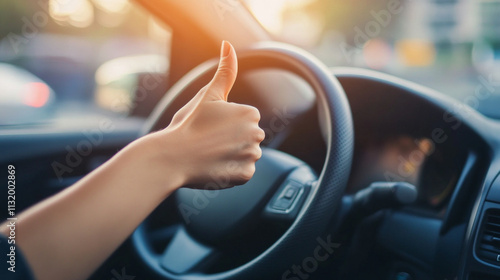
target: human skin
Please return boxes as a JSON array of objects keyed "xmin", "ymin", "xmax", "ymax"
[{"xmin": 0, "ymin": 41, "xmax": 265, "ymax": 280}]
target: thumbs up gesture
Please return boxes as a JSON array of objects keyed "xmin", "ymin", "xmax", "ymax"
[{"xmin": 148, "ymin": 41, "xmax": 265, "ymax": 190}]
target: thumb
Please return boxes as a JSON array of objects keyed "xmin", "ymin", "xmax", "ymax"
[{"xmin": 205, "ymin": 40, "xmax": 238, "ymax": 101}]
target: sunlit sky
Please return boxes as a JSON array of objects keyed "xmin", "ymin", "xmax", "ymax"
[
  {"xmin": 49, "ymin": 0, "xmax": 130, "ymax": 28},
  {"xmin": 244, "ymin": 0, "xmax": 314, "ymax": 34}
]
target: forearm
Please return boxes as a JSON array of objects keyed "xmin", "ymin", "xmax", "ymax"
[{"xmin": 0, "ymin": 134, "xmax": 181, "ymax": 280}]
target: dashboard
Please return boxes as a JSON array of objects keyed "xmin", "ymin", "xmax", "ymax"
[
  {"xmin": 347, "ymin": 135, "xmax": 466, "ymax": 214},
  {"xmin": 329, "ymin": 68, "xmax": 497, "ymax": 279},
  {"xmin": 243, "ymin": 69, "xmax": 473, "ymax": 219},
  {"xmin": 237, "ymin": 66, "xmax": 497, "ymax": 279}
]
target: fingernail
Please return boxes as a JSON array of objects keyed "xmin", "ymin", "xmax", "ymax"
[{"xmin": 221, "ymin": 40, "xmax": 231, "ymax": 58}]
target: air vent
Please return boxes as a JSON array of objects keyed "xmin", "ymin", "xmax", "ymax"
[{"xmin": 477, "ymin": 209, "xmax": 500, "ymax": 265}]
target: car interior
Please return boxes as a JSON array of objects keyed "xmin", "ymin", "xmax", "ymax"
[{"xmin": 1, "ymin": 0, "xmax": 500, "ymax": 279}]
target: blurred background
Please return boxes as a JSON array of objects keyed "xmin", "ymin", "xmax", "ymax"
[
  {"xmin": 0, "ymin": 0, "xmax": 170, "ymax": 125},
  {"xmin": 245, "ymin": 0, "xmax": 500, "ymax": 118},
  {"xmin": 0, "ymin": 0, "xmax": 499, "ymax": 126}
]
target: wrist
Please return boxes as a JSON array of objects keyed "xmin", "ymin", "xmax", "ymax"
[{"xmin": 118, "ymin": 131, "xmax": 186, "ymax": 196}]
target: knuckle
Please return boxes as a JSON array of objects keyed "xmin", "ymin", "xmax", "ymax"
[
  {"xmin": 244, "ymin": 144, "xmax": 262, "ymax": 160},
  {"xmin": 254, "ymin": 146, "xmax": 263, "ymax": 160},
  {"xmin": 255, "ymin": 127, "xmax": 266, "ymax": 142},
  {"xmin": 239, "ymin": 164, "xmax": 256, "ymax": 182},
  {"xmin": 238, "ymin": 105, "xmax": 260, "ymax": 121},
  {"xmin": 218, "ymin": 65, "xmax": 236, "ymax": 76},
  {"xmin": 248, "ymin": 106, "xmax": 261, "ymax": 121}
]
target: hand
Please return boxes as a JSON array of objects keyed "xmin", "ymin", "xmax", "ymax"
[{"xmin": 147, "ymin": 41, "xmax": 265, "ymax": 190}]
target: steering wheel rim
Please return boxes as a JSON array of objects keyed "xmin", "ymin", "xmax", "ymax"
[{"xmin": 133, "ymin": 42, "xmax": 354, "ymax": 280}]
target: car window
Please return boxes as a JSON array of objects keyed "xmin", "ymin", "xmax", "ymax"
[
  {"xmin": 0, "ymin": 0, "xmax": 171, "ymax": 126},
  {"xmin": 244, "ymin": 0, "xmax": 500, "ymax": 119}
]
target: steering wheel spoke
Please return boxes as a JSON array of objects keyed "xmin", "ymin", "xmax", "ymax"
[{"xmin": 159, "ymin": 227, "xmax": 218, "ymax": 274}]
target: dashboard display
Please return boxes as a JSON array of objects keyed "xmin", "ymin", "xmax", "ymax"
[{"xmin": 347, "ymin": 135, "xmax": 461, "ymax": 210}]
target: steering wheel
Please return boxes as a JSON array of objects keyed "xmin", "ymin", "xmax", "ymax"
[{"xmin": 132, "ymin": 42, "xmax": 353, "ymax": 280}]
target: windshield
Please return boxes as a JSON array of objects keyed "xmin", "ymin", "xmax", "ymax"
[
  {"xmin": 244, "ymin": 0, "xmax": 500, "ymax": 119},
  {"xmin": 0, "ymin": 0, "xmax": 170, "ymax": 126}
]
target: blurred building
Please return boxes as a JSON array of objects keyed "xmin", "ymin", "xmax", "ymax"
[{"xmin": 402, "ymin": 0, "xmax": 477, "ymax": 46}]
